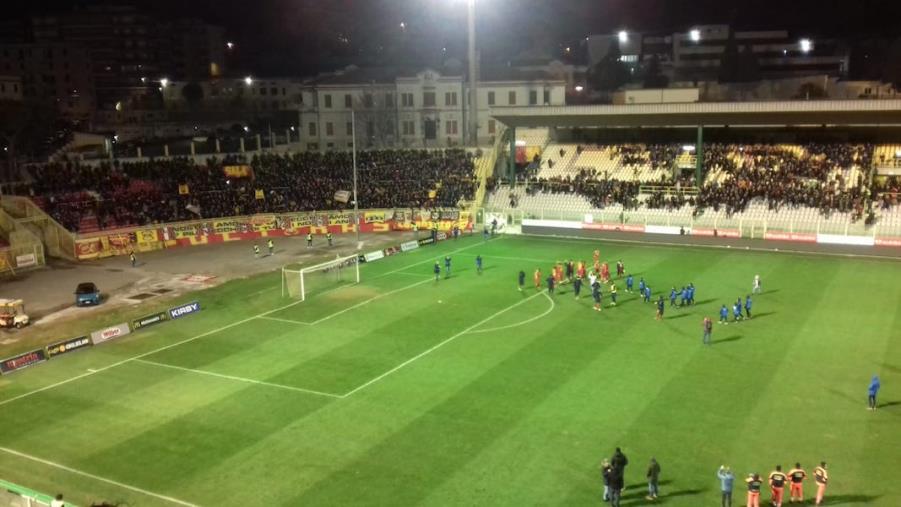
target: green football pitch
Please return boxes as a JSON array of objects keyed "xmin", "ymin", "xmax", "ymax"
[{"xmin": 0, "ymin": 234, "xmax": 899, "ymax": 506}]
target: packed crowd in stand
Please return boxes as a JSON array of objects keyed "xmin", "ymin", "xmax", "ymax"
[
  {"xmin": 10, "ymin": 150, "xmax": 476, "ymax": 232},
  {"xmin": 873, "ymin": 175, "xmax": 901, "ymax": 209},
  {"xmin": 522, "ymin": 169, "xmax": 642, "ymax": 209},
  {"xmin": 502, "ymin": 142, "xmax": 880, "ymax": 221},
  {"xmin": 696, "ymin": 143, "xmax": 872, "ymax": 219}
]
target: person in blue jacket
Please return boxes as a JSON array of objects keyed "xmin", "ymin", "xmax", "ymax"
[{"xmin": 868, "ymin": 375, "xmax": 881, "ymax": 410}]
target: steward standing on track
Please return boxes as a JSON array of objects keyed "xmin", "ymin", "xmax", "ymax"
[
  {"xmin": 327, "ymin": 232, "xmax": 333, "ymax": 247},
  {"xmin": 253, "ymin": 244, "xmax": 260, "ymax": 258},
  {"xmin": 267, "ymin": 238, "xmax": 274, "ymax": 255},
  {"xmin": 306, "ymin": 232, "xmax": 313, "ymax": 248}
]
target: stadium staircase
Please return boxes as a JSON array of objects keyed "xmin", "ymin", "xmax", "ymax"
[{"xmin": 0, "ymin": 195, "xmax": 76, "ymax": 261}]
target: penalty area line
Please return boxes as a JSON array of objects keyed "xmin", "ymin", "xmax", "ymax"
[
  {"xmin": 0, "ymin": 446, "xmax": 198, "ymax": 506},
  {"xmin": 134, "ymin": 359, "xmax": 343, "ymax": 399},
  {"xmin": 342, "ymin": 290, "xmax": 547, "ymax": 397}
]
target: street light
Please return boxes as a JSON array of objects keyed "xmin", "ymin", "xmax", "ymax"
[
  {"xmin": 226, "ymin": 41, "xmax": 234, "ymax": 50},
  {"xmin": 574, "ymin": 85, "xmax": 584, "ymax": 92},
  {"xmin": 244, "ymin": 76, "xmax": 253, "ymax": 86},
  {"xmin": 618, "ymin": 30, "xmax": 628, "ymax": 43},
  {"xmin": 800, "ymin": 39, "xmax": 813, "ymax": 53},
  {"xmin": 689, "ymin": 29, "xmax": 701, "ymax": 42}
]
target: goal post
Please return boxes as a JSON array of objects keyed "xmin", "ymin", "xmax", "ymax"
[{"xmin": 281, "ymin": 254, "xmax": 361, "ymax": 300}]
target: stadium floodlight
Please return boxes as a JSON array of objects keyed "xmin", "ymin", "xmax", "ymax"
[
  {"xmin": 800, "ymin": 39, "xmax": 813, "ymax": 53},
  {"xmin": 282, "ymin": 254, "xmax": 361, "ymax": 299},
  {"xmin": 618, "ymin": 30, "xmax": 628, "ymax": 43},
  {"xmin": 682, "ymin": 145, "xmax": 695, "ymax": 152},
  {"xmin": 159, "ymin": 78, "xmax": 169, "ymax": 88},
  {"xmin": 574, "ymin": 85, "xmax": 584, "ymax": 92},
  {"xmin": 689, "ymin": 29, "xmax": 701, "ymax": 42},
  {"xmin": 244, "ymin": 76, "xmax": 253, "ymax": 86},
  {"xmin": 226, "ymin": 41, "xmax": 234, "ymax": 50}
]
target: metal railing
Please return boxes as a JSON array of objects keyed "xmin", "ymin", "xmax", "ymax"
[{"xmin": 484, "ymin": 205, "xmax": 892, "ymax": 239}]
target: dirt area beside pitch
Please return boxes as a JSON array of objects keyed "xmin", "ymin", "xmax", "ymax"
[{"xmin": 0, "ymin": 231, "xmax": 417, "ymax": 353}]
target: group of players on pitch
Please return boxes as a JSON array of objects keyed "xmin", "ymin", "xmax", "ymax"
[
  {"xmin": 722, "ymin": 461, "xmax": 829, "ymax": 507},
  {"xmin": 512, "ymin": 250, "xmax": 710, "ymax": 319}
]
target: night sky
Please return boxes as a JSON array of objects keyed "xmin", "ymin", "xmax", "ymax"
[{"xmin": 9, "ymin": 0, "xmax": 901, "ymax": 75}]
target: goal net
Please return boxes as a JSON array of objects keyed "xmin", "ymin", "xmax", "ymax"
[{"xmin": 281, "ymin": 254, "xmax": 360, "ymax": 300}]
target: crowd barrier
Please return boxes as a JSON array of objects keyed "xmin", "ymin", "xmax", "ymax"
[
  {"xmin": 73, "ymin": 209, "xmax": 472, "ymax": 260},
  {"xmin": 516, "ymin": 217, "xmax": 901, "ymax": 248}
]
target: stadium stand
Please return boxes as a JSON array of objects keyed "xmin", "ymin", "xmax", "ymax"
[
  {"xmin": 487, "ymin": 141, "xmax": 898, "ymax": 231},
  {"xmin": 9, "ymin": 149, "xmax": 476, "ymax": 233}
]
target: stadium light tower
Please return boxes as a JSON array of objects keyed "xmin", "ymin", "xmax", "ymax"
[
  {"xmin": 689, "ymin": 29, "xmax": 701, "ymax": 42},
  {"xmin": 799, "ymin": 38, "xmax": 814, "ymax": 53},
  {"xmin": 618, "ymin": 30, "xmax": 629, "ymax": 43}
]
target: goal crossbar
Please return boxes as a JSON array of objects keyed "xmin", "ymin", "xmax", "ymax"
[{"xmin": 281, "ymin": 254, "xmax": 360, "ymax": 300}]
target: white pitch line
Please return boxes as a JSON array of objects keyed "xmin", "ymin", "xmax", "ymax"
[
  {"xmin": 258, "ymin": 315, "xmax": 312, "ymax": 325},
  {"xmin": 0, "ymin": 237, "xmax": 497, "ymax": 408},
  {"xmin": 134, "ymin": 359, "xmax": 343, "ymax": 399},
  {"xmin": 468, "ymin": 291, "xmax": 556, "ymax": 334},
  {"xmin": 0, "ymin": 446, "xmax": 198, "ymax": 506},
  {"xmin": 0, "ymin": 292, "xmax": 310, "ymax": 408},
  {"xmin": 342, "ymin": 290, "xmax": 547, "ymax": 397}
]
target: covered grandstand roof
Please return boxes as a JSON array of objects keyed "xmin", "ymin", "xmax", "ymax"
[{"xmin": 491, "ymin": 100, "xmax": 901, "ymax": 128}]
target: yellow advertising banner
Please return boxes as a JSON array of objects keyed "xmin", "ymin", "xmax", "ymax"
[
  {"xmin": 251, "ymin": 215, "xmax": 278, "ymax": 232},
  {"xmin": 171, "ymin": 224, "xmax": 199, "ymax": 239},
  {"xmin": 135, "ymin": 229, "xmax": 159, "ymax": 243},
  {"xmin": 328, "ymin": 213, "xmax": 350, "ymax": 225},
  {"xmin": 213, "ymin": 220, "xmax": 242, "ymax": 234},
  {"xmin": 289, "ymin": 215, "xmax": 313, "ymax": 229},
  {"xmin": 363, "ymin": 211, "xmax": 385, "ymax": 223},
  {"xmin": 178, "ymin": 184, "xmax": 190, "ymax": 195},
  {"xmin": 223, "ymin": 165, "xmax": 253, "ymax": 179}
]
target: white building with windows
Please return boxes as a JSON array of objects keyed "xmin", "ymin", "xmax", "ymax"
[{"xmin": 298, "ymin": 65, "xmax": 567, "ymax": 150}]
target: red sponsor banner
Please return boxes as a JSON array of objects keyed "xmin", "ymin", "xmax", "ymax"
[
  {"xmin": 582, "ymin": 222, "xmax": 646, "ymax": 233},
  {"xmin": 764, "ymin": 232, "xmax": 817, "ymax": 243},
  {"xmin": 691, "ymin": 228, "xmax": 742, "ymax": 238},
  {"xmin": 875, "ymin": 237, "xmax": 901, "ymax": 247}
]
